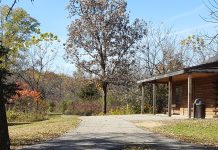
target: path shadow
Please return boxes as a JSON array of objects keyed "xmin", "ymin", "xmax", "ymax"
[{"xmin": 22, "ymin": 133, "xmax": 218, "ymax": 150}]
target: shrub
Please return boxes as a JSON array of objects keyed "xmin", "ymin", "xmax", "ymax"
[
  {"xmin": 60, "ymin": 100, "xmax": 102, "ymax": 116},
  {"xmin": 108, "ymin": 105, "xmax": 135, "ymax": 115},
  {"xmin": 143, "ymin": 102, "xmax": 153, "ymax": 113},
  {"xmin": 71, "ymin": 101, "xmax": 102, "ymax": 116},
  {"xmin": 49, "ymin": 101, "xmax": 56, "ymax": 112},
  {"xmin": 7, "ymin": 111, "xmax": 20, "ymax": 122},
  {"xmin": 60, "ymin": 100, "xmax": 73, "ymax": 114},
  {"xmin": 10, "ymin": 97, "xmax": 49, "ymax": 115},
  {"xmin": 78, "ymin": 83, "xmax": 101, "ymax": 101},
  {"xmin": 28, "ymin": 113, "xmax": 48, "ymax": 122},
  {"xmin": 38, "ymin": 100, "xmax": 49, "ymax": 113},
  {"xmin": 61, "ymin": 101, "xmax": 67, "ymax": 114},
  {"xmin": 64, "ymin": 109, "xmax": 73, "ymax": 115},
  {"xmin": 7, "ymin": 111, "xmax": 48, "ymax": 123}
]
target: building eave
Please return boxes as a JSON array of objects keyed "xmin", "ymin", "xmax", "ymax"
[{"xmin": 137, "ymin": 70, "xmax": 185, "ymax": 84}]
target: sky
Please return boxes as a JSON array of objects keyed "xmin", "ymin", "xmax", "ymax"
[{"xmin": 3, "ymin": 0, "xmax": 216, "ymax": 75}]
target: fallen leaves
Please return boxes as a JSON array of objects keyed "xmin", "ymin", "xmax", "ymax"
[{"xmin": 9, "ymin": 115, "xmax": 80, "ymax": 146}]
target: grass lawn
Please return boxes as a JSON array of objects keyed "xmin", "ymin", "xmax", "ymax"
[
  {"xmin": 155, "ymin": 119, "xmax": 218, "ymax": 146},
  {"xmin": 9, "ymin": 115, "xmax": 80, "ymax": 147}
]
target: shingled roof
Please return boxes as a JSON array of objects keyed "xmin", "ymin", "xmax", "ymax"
[
  {"xmin": 137, "ymin": 53, "xmax": 218, "ymax": 84},
  {"xmin": 204, "ymin": 53, "xmax": 218, "ymax": 64}
]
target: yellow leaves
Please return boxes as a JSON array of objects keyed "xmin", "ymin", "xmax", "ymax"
[
  {"xmin": 35, "ymin": 28, "xmax": 41, "ymax": 34},
  {"xmin": 181, "ymin": 35, "xmax": 205, "ymax": 51},
  {"xmin": 25, "ymin": 32, "xmax": 60, "ymax": 48},
  {"xmin": 1, "ymin": 5, "xmax": 39, "ymax": 50}
]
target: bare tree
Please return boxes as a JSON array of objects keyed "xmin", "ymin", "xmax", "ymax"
[
  {"xmin": 201, "ymin": 0, "xmax": 218, "ymax": 43},
  {"xmin": 138, "ymin": 24, "xmax": 183, "ymax": 78},
  {"xmin": 135, "ymin": 24, "xmax": 185, "ymax": 113},
  {"xmin": 16, "ymin": 32, "xmax": 59, "ymax": 99},
  {"xmin": 65, "ymin": 0, "xmax": 147, "ymax": 114},
  {"xmin": 180, "ymin": 34, "xmax": 216, "ymax": 66}
]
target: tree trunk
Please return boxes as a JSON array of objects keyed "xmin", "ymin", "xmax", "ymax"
[
  {"xmin": 0, "ymin": 100, "xmax": 10, "ymax": 150},
  {"xmin": 102, "ymin": 82, "xmax": 108, "ymax": 115}
]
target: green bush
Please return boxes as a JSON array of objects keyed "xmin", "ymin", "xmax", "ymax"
[
  {"xmin": 7, "ymin": 111, "xmax": 20, "ymax": 122},
  {"xmin": 78, "ymin": 83, "xmax": 101, "ymax": 100},
  {"xmin": 143, "ymin": 102, "xmax": 153, "ymax": 113},
  {"xmin": 64, "ymin": 109, "xmax": 73, "ymax": 115},
  {"xmin": 7, "ymin": 111, "xmax": 48, "ymax": 123},
  {"xmin": 29, "ymin": 113, "xmax": 48, "ymax": 122},
  {"xmin": 11, "ymin": 98, "xmax": 49, "ymax": 114},
  {"xmin": 49, "ymin": 101, "xmax": 56, "ymax": 112},
  {"xmin": 61, "ymin": 100, "xmax": 73, "ymax": 114},
  {"xmin": 61, "ymin": 101, "xmax": 67, "ymax": 114},
  {"xmin": 109, "ymin": 105, "xmax": 135, "ymax": 115}
]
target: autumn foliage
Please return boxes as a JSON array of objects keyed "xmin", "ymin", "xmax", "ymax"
[{"xmin": 12, "ymin": 82, "xmax": 41, "ymax": 103}]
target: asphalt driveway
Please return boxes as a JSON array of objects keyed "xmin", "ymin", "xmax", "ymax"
[{"xmin": 22, "ymin": 115, "xmax": 217, "ymax": 150}]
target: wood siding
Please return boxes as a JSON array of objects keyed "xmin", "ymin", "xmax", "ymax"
[{"xmin": 172, "ymin": 74, "xmax": 218, "ymax": 117}]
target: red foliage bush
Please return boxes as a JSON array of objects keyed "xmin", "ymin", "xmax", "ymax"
[{"xmin": 12, "ymin": 82, "xmax": 40, "ymax": 102}]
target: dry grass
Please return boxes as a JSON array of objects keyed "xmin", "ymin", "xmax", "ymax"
[
  {"xmin": 134, "ymin": 119, "xmax": 218, "ymax": 148},
  {"xmin": 9, "ymin": 115, "xmax": 80, "ymax": 146},
  {"xmin": 154, "ymin": 119, "xmax": 218, "ymax": 146}
]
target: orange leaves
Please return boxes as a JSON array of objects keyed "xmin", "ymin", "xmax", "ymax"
[{"xmin": 12, "ymin": 82, "xmax": 41, "ymax": 103}]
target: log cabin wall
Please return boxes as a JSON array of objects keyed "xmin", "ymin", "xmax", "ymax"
[
  {"xmin": 193, "ymin": 75, "xmax": 218, "ymax": 117},
  {"xmin": 172, "ymin": 75, "xmax": 218, "ymax": 117}
]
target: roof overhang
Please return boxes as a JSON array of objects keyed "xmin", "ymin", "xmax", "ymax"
[
  {"xmin": 137, "ymin": 70, "xmax": 185, "ymax": 84},
  {"xmin": 137, "ymin": 66, "xmax": 218, "ymax": 85},
  {"xmin": 138, "ymin": 60, "xmax": 218, "ymax": 85}
]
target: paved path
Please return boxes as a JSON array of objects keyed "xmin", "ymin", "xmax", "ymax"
[{"xmin": 23, "ymin": 115, "xmax": 217, "ymax": 150}]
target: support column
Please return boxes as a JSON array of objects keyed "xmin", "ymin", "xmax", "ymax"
[
  {"xmin": 168, "ymin": 77, "xmax": 172, "ymax": 117},
  {"xmin": 153, "ymin": 83, "xmax": 157, "ymax": 115},
  {"xmin": 188, "ymin": 74, "xmax": 192, "ymax": 118},
  {"xmin": 141, "ymin": 84, "xmax": 145, "ymax": 114}
]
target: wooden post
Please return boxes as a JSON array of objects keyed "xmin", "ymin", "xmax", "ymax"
[
  {"xmin": 141, "ymin": 84, "xmax": 145, "ymax": 114},
  {"xmin": 188, "ymin": 74, "xmax": 192, "ymax": 118},
  {"xmin": 153, "ymin": 83, "xmax": 157, "ymax": 115},
  {"xmin": 168, "ymin": 77, "xmax": 172, "ymax": 117}
]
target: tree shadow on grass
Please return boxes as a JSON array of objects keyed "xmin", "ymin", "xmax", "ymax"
[{"xmin": 8, "ymin": 122, "xmax": 31, "ymax": 126}]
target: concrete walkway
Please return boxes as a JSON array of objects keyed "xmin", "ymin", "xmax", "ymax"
[{"xmin": 23, "ymin": 115, "xmax": 217, "ymax": 150}]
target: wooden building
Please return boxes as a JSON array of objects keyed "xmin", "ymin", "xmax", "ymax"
[{"xmin": 137, "ymin": 57, "xmax": 218, "ymax": 118}]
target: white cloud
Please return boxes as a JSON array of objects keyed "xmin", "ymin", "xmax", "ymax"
[
  {"xmin": 171, "ymin": 23, "xmax": 215, "ymax": 36},
  {"xmin": 167, "ymin": 5, "xmax": 204, "ymax": 22}
]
